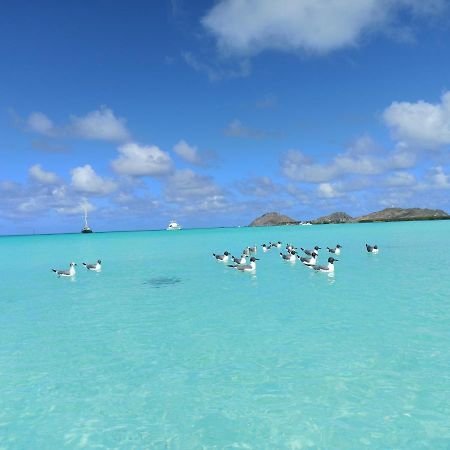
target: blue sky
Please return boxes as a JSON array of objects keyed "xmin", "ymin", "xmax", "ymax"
[{"xmin": 1, "ymin": 0, "xmax": 450, "ymax": 234}]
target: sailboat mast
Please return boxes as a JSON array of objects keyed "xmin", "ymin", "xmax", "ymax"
[{"xmin": 84, "ymin": 208, "xmax": 88, "ymax": 228}]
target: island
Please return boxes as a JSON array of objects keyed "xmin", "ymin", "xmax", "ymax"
[
  {"xmin": 248, "ymin": 208, "xmax": 449, "ymax": 226},
  {"xmin": 248, "ymin": 212, "xmax": 298, "ymax": 227}
]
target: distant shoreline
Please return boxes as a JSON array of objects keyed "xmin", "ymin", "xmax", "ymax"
[{"xmin": 1, "ymin": 216, "xmax": 449, "ymax": 238}]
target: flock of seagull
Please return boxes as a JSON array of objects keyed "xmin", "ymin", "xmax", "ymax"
[
  {"xmin": 213, "ymin": 242, "xmax": 379, "ymax": 273},
  {"xmin": 51, "ymin": 242, "xmax": 379, "ymax": 278}
]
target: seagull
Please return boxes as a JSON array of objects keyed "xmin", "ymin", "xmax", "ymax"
[
  {"xmin": 231, "ymin": 255, "xmax": 246, "ymax": 264},
  {"xmin": 297, "ymin": 251, "xmax": 318, "ymax": 266},
  {"xmin": 286, "ymin": 244, "xmax": 297, "ymax": 252},
  {"xmin": 83, "ymin": 259, "xmax": 102, "ymax": 272},
  {"xmin": 327, "ymin": 244, "xmax": 342, "ymax": 255},
  {"xmin": 261, "ymin": 243, "xmax": 269, "ymax": 252},
  {"xmin": 280, "ymin": 250, "xmax": 297, "ymax": 262},
  {"xmin": 312, "ymin": 257, "xmax": 338, "ymax": 273},
  {"xmin": 228, "ymin": 256, "xmax": 259, "ymax": 272},
  {"xmin": 271, "ymin": 241, "xmax": 282, "ymax": 248},
  {"xmin": 366, "ymin": 244, "xmax": 379, "ymax": 254},
  {"xmin": 301, "ymin": 245, "xmax": 321, "ymax": 256},
  {"xmin": 243, "ymin": 247, "xmax": 250, "ymax": 256},
  {"xmin": 213, "ymin": 251, "xmax": 230, "ymax": 262},
  {"xmin": 248, "ymin": 245, "xmax": 257, "ymax": 254},
  {"xmin": 52, "ymin": 262, "xmax": 77, "ymax": 277}
]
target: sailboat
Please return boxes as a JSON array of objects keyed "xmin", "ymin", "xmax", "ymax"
[{"xmin": 81, "ymin": 208, "xmax": 93, "ymax": 233}]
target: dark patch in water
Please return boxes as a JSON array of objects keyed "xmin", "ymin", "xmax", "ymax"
[{"xmin": 143, "ymin": 276, "xmax": 182, "ymax": 288}]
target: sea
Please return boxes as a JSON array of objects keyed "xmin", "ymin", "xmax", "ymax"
[{"xmin": 1, "ymin": 220, "xmax": 449, "ymax": 449}]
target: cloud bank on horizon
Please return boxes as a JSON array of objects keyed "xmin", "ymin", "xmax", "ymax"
[{"xmin": 0, "ymin": 0, "xmax": 449, "ymax": 234}]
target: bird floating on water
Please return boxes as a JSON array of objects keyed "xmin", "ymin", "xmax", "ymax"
[
  {"xmin": 312, "ymin": 257, "xmax": 338, "ymax": 273},
  {"xmin": 228, "ymin": 256, "xmax": 259, "ymax": 272},
  {"xmin": 52, "ymin": 262, "xmax": 77, "ymax": 277},
  {"xmin": 366, "ymin": 244, "xmax": 379, "ymax": 253},
  {"xmin": 301, "ymin": 245, "xmax": 321, "ymax": 256},
  {"xmin": 298, "ymin": 251, "xmax": 318, "ymax": 266},
  {"xmin": 280, "ymin": 250, "xmax": 297, "ymax": 262},
  {"xmin": 231, "ymin": 255, "xmax": 246, "ymax": 264},
  {"xmin": 213, "ymin": 251, "xmax": 230, "ymax": 262},
  {"xmin": 83, "ymin": 259, "xmax": 102, "ymax": 272},
  {"xmin": 327, "ymin": 244, "xmax": 342, "ymax": 255}
]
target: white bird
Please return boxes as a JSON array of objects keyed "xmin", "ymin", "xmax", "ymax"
[
  {"xmin": 327, "ymin": 244, "xmax": 342, "ymax": 255},
  {"xmin": 231, "ymin": 254, "xmax": 246, "ymax": 264},
  {"xmin": 366, "ymin": 244, "xmax": 379, "ymax": 254},
  {"xmin": 297, "ymin": 251, "xmax": 318, "ymax": 266},
  {"xmin": 228, "ymin": 256, "xmax": 259, "ymax": 272},
  {"xmin": 83, "ymin": 259, "xmax": 102, "ymax": 272},
  {"xmin": 301, "ymin": 245, "xmax": 321, "ymax": 256},
  {"xmin": 261, "ymin": 243, "xmax": 269, "ymax": 252},
  {"xmin": 280, "ymin": 250, "xmax": 296, "ymax": 262},
  {"xmin": 213, "ymin": 251, "xmax": 230, "ymax": 262},
  {"xmin": 312, "ymin": 257, "xmax": 338, "ymax": 273},
  {"xmin": 248, "ymin": 245, "xmax": 257, "ymax": 254},
  {"xmin": 52, "ymin": 262, "xmax": 77, "ymax": 277}
]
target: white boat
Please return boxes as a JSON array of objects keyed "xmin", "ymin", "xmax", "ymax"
[{"xmin": 167, "ymin": 220, "xmax": 181, "ymax": 231}]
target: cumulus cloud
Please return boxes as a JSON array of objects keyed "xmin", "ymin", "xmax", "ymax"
[
  {"xmin": 426, "ymin": 166, "xmax": 450, "ymax": 189},
  {"xmin": 29, "ymin": 164, "xmax": 60, "ymax": 185},
  {"xmin": 281, "ymin": 136, "xmax": 416, "ymax": 183},
  {"xmin": 0, "ymin": 180, "xmax": 95, "ymax": 220},
  {"xmin": 111, "ymin": 143, "xmax": 173, "ymax": 177},
  {"xmin": 69, "ymin": 107, "xmax": 130, "ymax": 142},
  {"xmin": 24, "ymin": 107, "xmax": 130, "ymax": 142},
  {"xmin": 385, "ymin": 171, "xmax": 416, "ymax": 186},
  {"xmin": 383, "ymin": 91, "xmax": 450, "ymax": 149},
  {"xmin": 71, "ymin": 164, "xmax": 117, "ymax": 195},
  {"xmin": 316, "ymin": 182, "xmax": 343, "ymax": 198},
  {"xmin": 172, "ymin": 139, "xmax": 217, "ymax": 167},
  {"xmin": 202, "ymin": 0, "xmax": 446, "ymax": 56},
  {"xmin": 162, "ymin": 169, "xmax": 233, "ymax": 214},
  {"xmin": 27, "ymin": 112, "xmax": 56, "ymax": 136}
]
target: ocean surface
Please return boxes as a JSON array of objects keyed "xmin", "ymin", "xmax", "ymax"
[{"xmin": 1, "ymin": 221, "xmax": 450, "ymax": 449}]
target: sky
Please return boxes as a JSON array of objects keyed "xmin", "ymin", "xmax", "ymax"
[{"xmin": 1, "ymin": 0, "xmax": 450, "ymax": 235}]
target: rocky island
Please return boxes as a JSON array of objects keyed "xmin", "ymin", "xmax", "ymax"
[
  {"xmin": 248, "ymin": 212, "xmax": 298, "ymax": 227},
  {"xmin": 249, "ymin": 208, "xmax": 449, "ymax": 226}
]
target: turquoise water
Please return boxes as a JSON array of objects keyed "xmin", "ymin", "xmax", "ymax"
[{"xmin": 1, "ymin": 221, "xmax": 450, "ymax": 449}]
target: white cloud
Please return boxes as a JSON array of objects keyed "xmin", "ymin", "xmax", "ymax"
[
  {"xmin": 111, "ymin": 142, "xmax": 173, "ymax": 176},
  {"xmin": 282, "ymin": 136, "xmax": 416, "ymax": 183},
  {"xmin": 27, "ymin": 112, "xmax": 56, "ymax": 136},
  {"xmin": 385, "ymin": 171, "xmax": 416, "ymax": 186},
  {"xmin": 173, "ymin": 139, "xmax": 217, "ymax": 167},
  {"xmin": 69, "ymin": 107, "xmax": 130, "ymax": 142},
  {"xmin": 427, "ymin": 166, "xmax": 450, "ymax": 189},
  {"xmin": 55, "ymin": 198, "xmax": 95, "ymax": 215},
  {"xmin": 71, "ymin": 164, "xmax": 117, "ymax": 195},
  {"xmin": 164, "ymin": 169, "xmax": 222, "ymax": 202},
  {"xmin": 173, "ymin": 140, "xmax": 202, "ymax": 165},
  {"xmin": 29, "ymin": 164, "xmax": 60, "ymax": 185},
  {"xmin": 317, "ymin": 182, "xmax": 343, "ymax": 198},
  {"xmin": 202, "ymin": 0, "xmax": 445, "ymax": 56},
  {"xmin": 24, "ymin": 107, "xmax": 130, "ymax": 142},
  {"xmin": 383, "ymin": 91, "xmax": 450, "ymax": 149}
]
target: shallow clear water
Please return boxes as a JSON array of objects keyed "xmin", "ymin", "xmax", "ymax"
[{"xmin": 1, "ymin": 221, "xmax": 450, "ymax": 449}]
